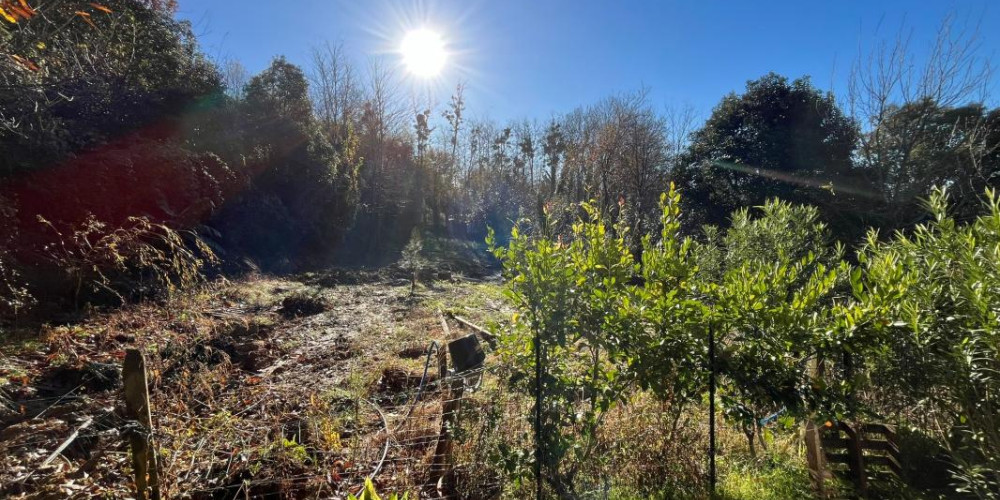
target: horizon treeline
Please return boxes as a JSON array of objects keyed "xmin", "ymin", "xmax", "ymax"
[{"xmin": 1, "ymin": 0, "xmax": 998, "ymax": 314}]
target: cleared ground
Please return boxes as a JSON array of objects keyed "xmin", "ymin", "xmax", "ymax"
[{"xmin": 0, "ymin": 271, "xmax": 509, "ymax": 498}]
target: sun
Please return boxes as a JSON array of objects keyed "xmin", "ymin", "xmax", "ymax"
[{"xmin": 400, "ymin": 28, "xmax": 447, "ymax": 77}]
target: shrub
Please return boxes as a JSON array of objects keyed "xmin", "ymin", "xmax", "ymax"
[
  {"xmin": 489, "ymin": 186, "xmax": 712, "ymax": 496},
  {"xmin": 36, "ymin": 214, "xmax": 217, "ymax": 308},
  {"xmin": 489, "ymin": 198, "xmax": 641, "ymax": 498},
  {"xmin": 857, "ymin": 188, "xmax": 1000, "ymax": 497},
  {"xmin": 488, "ymin": 186, "xmax": 886, "ymax": 494},
  {"xmin": 0, "ymin": 196, "xmax": 32, "ymax": 318},
  {"xmin": 695, "ymin": 200, "xmax": 853, "ymax": 454}
]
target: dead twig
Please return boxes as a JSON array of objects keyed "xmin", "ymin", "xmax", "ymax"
[{"xmin": 41, "ymin": 416, "xmax": 94, "ymax": 467}]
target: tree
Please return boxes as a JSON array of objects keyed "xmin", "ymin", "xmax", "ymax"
[
  {"xmin": 220, "ymin": 58, "xmax": 250, "ymax": 100},
  {"xmin": 213, "ymin": 56, "xmax": 360, "ymax": 267},
  {"xmin": 400, "ymin": 228, "xmax": 424, "ymax": 296},
  {"xmin": 857, "ymin": 99, "xmax": 1000, "ymax": 228},
  {"xmin": 674, "ymin": 73, "xmax": 861, "ymax": 239},
  {"xmin": 440, "ymin": 83, "xmax": 466, "ymax": 231},
  {"xmin": 414, "ymin": 108, "xmax": 433, "ymax": 226},
  {"xmin": 0, "ymin": 0, "xmax": 221, "ymax": 176},
  {"xmin": 309, "ymin": 41, "xmax": 361, "ymax": 131},
  {"xmin": 848, "ymin": 14, "xmax": 997, "ymax": 233},
  {"xmin": 490, "ymin": 201, "xmax": 643, "ymax": 499},
  {"xmin": 857, "ymin": 188, "xmax": 1000, "ymax": 496},
  {"xmin": 541, "ymin": 121, "xmax": 565, "ymax": 200},
  {"xmin": 491, "ymin": 187, "xmax": 860, "ymax": 493},
  {"xmin": 694, "ymin": 200, "xmax": 849, "ymax": 455}
]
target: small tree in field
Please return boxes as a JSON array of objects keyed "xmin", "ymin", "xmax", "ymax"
[
  {"xmin": 490, "ymin": 203, "xmax": 638, "ymax": 498},
  {"xmin": 400, "ymin": 229, "xmax": 424, "ymax": 296},
  {"xmin": 489, "ymin": 185, "xmax": 710, "ymax": 498},
  {"xmin": 490, "ymin": 186, "xmax": 877, "ymax": 494},
  {"xmin": 693, "ymin": 200, "xmax": 852, "ymax": 455}
]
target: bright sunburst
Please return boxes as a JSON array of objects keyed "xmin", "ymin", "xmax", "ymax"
[{"xmin": 400, "ymin": 28, "xmax": 447, "ymax": 77}]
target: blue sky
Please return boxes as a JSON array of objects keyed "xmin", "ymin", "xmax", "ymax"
[{"xmin": 178, "ymin": 0, "xmax": 1000, "ymax": 123}]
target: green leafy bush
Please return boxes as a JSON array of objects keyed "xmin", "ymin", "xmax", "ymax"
[
  {"xmin": 695, "ymin": 200, "xmax": 853, "ymax": 454},
  {"xmin": 490, "ymin": 185, "xmax": 1000, "ymax": 496},
  {"xmin": 490, "ymin": 197, "xmax": 640, "ymax": 498},
  {"xmin": 857, "ymin": 188, "xmax": 1000, "ymax": 497}
]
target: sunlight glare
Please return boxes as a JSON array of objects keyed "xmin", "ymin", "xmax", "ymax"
[{"xmin": 400, "ymin": 28, "xmax": 447, "ymax": 77}]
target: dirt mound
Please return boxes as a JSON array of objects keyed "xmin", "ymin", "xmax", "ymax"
[
  {"xmin": 397, "ymin": 343, "xmax": 428, "ymax": 359},
  {"xmin": 375, "ymin": 367, "xmax": 429, "ymax": 407},
  {"xmin": 278, "ymin": 292, "xmax": 329, "ymax": 318}
]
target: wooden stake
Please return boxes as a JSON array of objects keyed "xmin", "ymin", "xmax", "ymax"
[
  {"xmin": 123, "ymin": 349, "xmax": 161, "ymax": 500},
  {"xmin": 431, "ymin": 377, "xmax": 464, "ymax": 495},
  {"xmin": 804, "ymin": 420, "xmax": 826, "ymax": 496},
  {"xmin": 437, "ymin": 311, "xmax": 451, "ymax": 380},
  {"xmin": 708, "ymin": 324, "xmax": 716, "ymax": 493}
]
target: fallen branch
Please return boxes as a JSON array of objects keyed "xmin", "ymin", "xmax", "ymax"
[
  {"xmin": 362, "ymin": 398, "xmax": 390, "ymax": 480},
  {"xmin": 41, "ymin": 416, "xmax": 94, "ymax": 467},
  {"xmin": 447, "ymin": 313, "xmax": 498, "ymax": 349}
]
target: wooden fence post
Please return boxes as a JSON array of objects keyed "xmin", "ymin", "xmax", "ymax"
[
  {"xmin": 804, "ymin": 420, "xmax": 826, "ymax": 496},
  {"xmin": 430, "ymin": 312, "xmax": 460, "ymax": 494},
  {"xmin": 123, "ymin": 349, "xmax": 162, "ymax": 500},
  {"xmin": 437, "ymin": 310, "xmax": 451, "ymax": 380},
  {"xmin": 842, "ymin": 422, "xmax": 867, "ymax": 498}
]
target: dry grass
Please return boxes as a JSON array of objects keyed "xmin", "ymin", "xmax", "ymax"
[
  {"xmin": 0, "ymin": 272, "xmax": 829, "ymax": 499},
  {"xmin": 0, "ymin": 272, "xmax": 508, "ymax": 498}
]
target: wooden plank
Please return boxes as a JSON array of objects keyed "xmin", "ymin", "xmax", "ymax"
[
  {"xmin": 866, "ymin": 454, "xmax": 903, "ymax": 476},
  {"xmin": 124, "ymin": 349, "xmax": 161, "ymax": 500},
  {"xmin": 448, "ymin": 313, "xmax": 499, "ymax": 349},
  {"xmin": 41, "ymin": 417, "xmax": 94, "ymax": 467},
  {"xmin": 860, "ymin": 438, "xmax": 900, "ymax": 456},
  {"xmin": 822, "ymin": 437, "xmax": 850, "ymax": 449},
  {"xmin": 860, "ymin": 423, "xmax": 897, "ymax": 441},
  {"xmin": 841, "ymin": 422, "xmax": 868, "ymax": 496},
  {"xmin": 824, "ymin": 452, "xmax": 851, "ymax": 464}
]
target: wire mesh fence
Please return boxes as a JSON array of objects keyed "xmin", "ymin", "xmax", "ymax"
[{"xmin": 1, "ymin": 315, "xmax": 720, "ymax": 499}]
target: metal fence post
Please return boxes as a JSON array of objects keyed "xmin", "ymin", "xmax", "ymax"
[
  {"xmin": 535, "ymin": 327, "xmax": 543, "ymax": 499},
  {"xmin": 708, "ymin": 324, "xmax": 717, "ymax": 493}
]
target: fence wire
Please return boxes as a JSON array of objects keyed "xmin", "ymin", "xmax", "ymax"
[{"xmin": 0, "ymin": 323, "xmax": 721, "ymax": 499}]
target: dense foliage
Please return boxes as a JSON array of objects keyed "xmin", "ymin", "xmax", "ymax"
[
  {"xmin": 0, "ymin": 2, "xmax": 997, "ymax": 497},
  {"xmin": 858, "ymin": 188, "xmax": 1000, "ymax": 496},
  {"xmin": 493, "ymin": 187, "xmax": 1000, "ymax": 497},
  {"xmin": 674, "ymin": 74, "xmax": 860, "ymax": 235},
  {"xmin": 0, "ymin": 2, "xmax": 360, "ymax": 310},
  {"xmin": 1, "ymin": 2, "xmax": 997, "ymax": 320}
]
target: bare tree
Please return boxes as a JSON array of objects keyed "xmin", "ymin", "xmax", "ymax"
[
  {"xmin": 848, "ymin": 13, "xmax": 995, "ymax": 226},
  {"xmin": 220, "ymin": 58, "xmax": 249, "ymax": 100},
  {"xmin": 309, "ymin": 41, "xmax": 361, "ymax": 129},
  {"xmin": 663, "ymin": 102, "xmax": 698, "ymax": 165}
]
